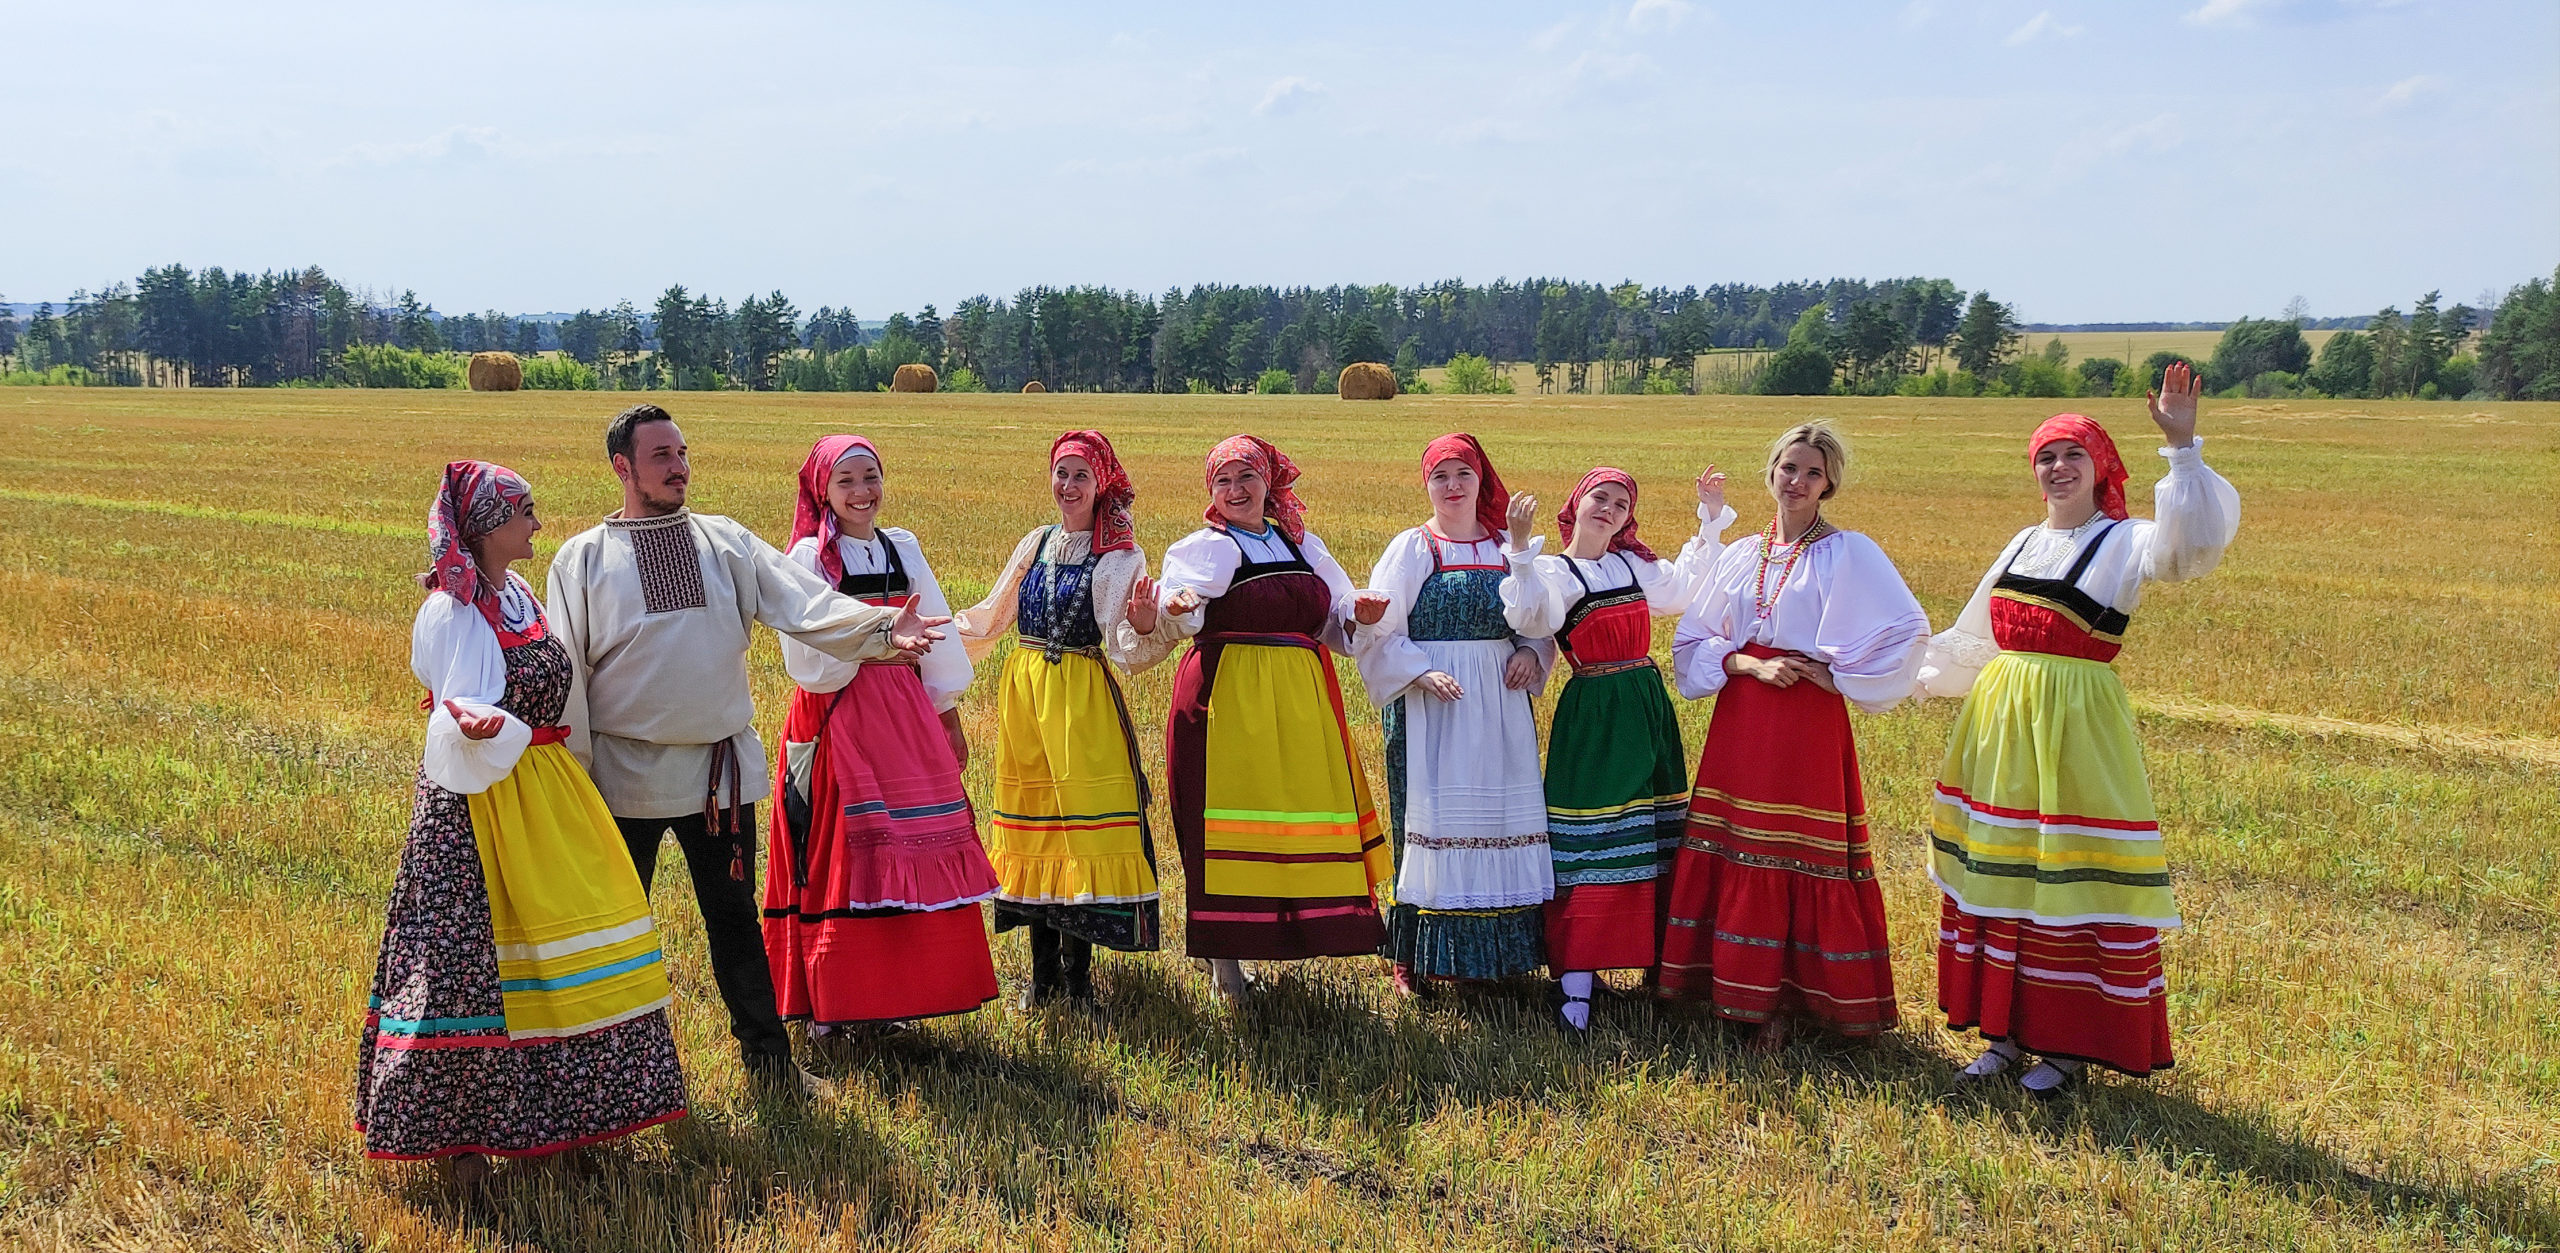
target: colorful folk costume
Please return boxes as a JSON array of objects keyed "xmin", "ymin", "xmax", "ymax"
[
  {"xmin": 1159, "ymin": 435, "xmax": 1393, "ymax": 960},
  {"xmin": 1659, "ymin": 517, "xmax": 1930, "ymax": 1037},
  {"xmin": 957, "ymin": 431, "xmax": 1182, "ymax": 1002},
  {"xmin": 763, "ymin": 436, "xmax": 1001, "ymax": 1026},
  {"xmin": 1502, "ymin": 471, "xmax": 1731, "ymax": 1022},
  {"xmin": 547, "ymin": 462, "xmax": 907, "ymax": 1075},
  {"xmin": 1357, "ymin": 434, "xmax": 1556, "ymax": 981},
  {"xmin": 357, "ymin": 461, "xmax": 687, "ymax": 1161},
  {"xmin": 1919, "ymin": 418, "xmax": 2239, "ymax": 1077}
]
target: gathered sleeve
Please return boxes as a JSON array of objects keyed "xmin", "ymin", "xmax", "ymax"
[
  {"xmin": 1500, "ymin": 538, "xmax": 1571, "ymax": 640},
  {"xmin": 1917, "ymin": 531, "xmax": 2026, "ymax": 699},
  {"xmin": 746, "ymin": 528, "xmax": 902, "ymax": 663},
  {"xmin": 956, "ymin": 527, "xmax": 1046, "ymax": 664},
  {"xmin": 1635, "ymin": 502, "xmax": 1739, "ymax": 616},
  {"xmin": 897, "ymin": 534, "xmax": 975, "ymax": 712},
  {"xmin": 1354, "ymin": 528, "xmax": 1436, "ymax": 706},
  {"xmin": 1154, "ymin": 528, "xmax": 1241, "ymax": 641},
  {"xmin": 412, "ymin": 593, "xmax": 532, "ymax": 795},
  {"xmin": 778, "ymin": 538, "xmax": 862, "ymax": 695},
  {"xmin": 1811, "ymin": 534, "xmax": 1931, "ymax": 713},
  {"xmin": 2137, "ymin": 440, "xmax": 2241, "ymax": 585},
  {"xmin": 1669, "ymin": 544, "xmax": 1752, "ymax": 701},
  {"xmin": 1094, "ymin": 545, "xmax": 1182, "ymax": 673}
]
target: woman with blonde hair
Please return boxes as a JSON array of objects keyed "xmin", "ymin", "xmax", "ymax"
[{"xmin": 1659, "ymin": 421, "xmax": 1931, "ymax": 1052}]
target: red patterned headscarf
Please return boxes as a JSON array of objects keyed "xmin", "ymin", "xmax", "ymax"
[
  {"xmin": 1420, "ymin": 432, "xmax": 1510, "ymax": 541},
  {"xmin": 1203, "ymin": 433, "xmax": 1306, "ymax": 543},
  {"xmin": 1556, "ymin": 467, "xmax": 1657, "ymax": 562},
  {"xmin": 1051, "ymin": 429, "xmax": 1136, "ymax": 555},
  {"xmin": 2029, "ymin": 414, "xmax": 2129, "ymax": 521},
  {"xmin": 792, "ymin": 434, "xmax": 882, "ymax": 584},
  {"xmin": 421, "ymin": 459, "xmax": 534, "ymax": 630}
]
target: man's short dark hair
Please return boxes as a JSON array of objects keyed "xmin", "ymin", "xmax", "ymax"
[{"xmin": 605, "ymin": 404, "xmax": 677, "ymax": 464}]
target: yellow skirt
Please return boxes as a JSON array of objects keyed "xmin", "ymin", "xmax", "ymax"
[
  {"xmin": 988, "ymin": 649, "xmax": 1157, "ymax": 905},
  {"xmin": 466, "ymin": 743, "xmax": 673, "ymax": 1039},
  {"xmin": 1199, "ymin": 643, "xmax": 1391, "ymax": 903}
]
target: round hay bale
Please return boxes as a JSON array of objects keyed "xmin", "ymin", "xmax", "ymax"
[
  {"xmin": 1337, "ymin": 361, "xmax": 1397, "ymax": 400},
  {"xmin": 1022, "ymin": 380, "xmax": 1047, "ymax": 393},
  {"xmin": 467, "ymin": 351, "xmax": 523, "ymax": 392},
  {"xmin": 891, "ymin": 363, "xmax": 939, "ymax": 393}
]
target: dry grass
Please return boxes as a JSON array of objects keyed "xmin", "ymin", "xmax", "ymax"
[
  {"xmin": 2023, "ymin": 329, "xmax": 2342, "ymax": 368},
  {"xmin": 1, "ymin": 388, "xmax": 2554, "ymax": 1251}
]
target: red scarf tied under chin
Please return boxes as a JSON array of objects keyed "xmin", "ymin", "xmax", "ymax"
[
  {"xmin": 421, "ymin": 459, "xmax": 534, "ymax": 632},
  {"xmin": 1202, "ymin": 433, "xmax": 1306, "ymax": 543},
  {"xmin": 1419, "ymin": 432, "xmax": 1510, "ymax": 542},
  {"xmin": 2029, "ymin": 414, "xmax": 2129, "ymax": 521},
  {"xmin": 1051, "ymin": 429, "xmax": 1136, "ymax": 555},
  {"xmin": 792, "ymin": 434, "xmax": 882, "ymax": 584},
  {"xmin": 1555, "ymin": 467, "xmax": 1657, "ymax": 562}
]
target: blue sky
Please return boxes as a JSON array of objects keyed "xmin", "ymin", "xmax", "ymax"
[{"xmin": 7, "ymin": 0, "xmax": 2553, "ymax": 322}]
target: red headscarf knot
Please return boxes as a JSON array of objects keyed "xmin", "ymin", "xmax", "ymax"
[
  {"xmin": 792, "ymin": 434, "xmax": 881, "ymax": 584},
  {"xmin": 421, "ymin": 459, "xmax": 534, "ymax": 631},
  {"xmin": 1420, "ymin": 432, "xmax": 1511, "ymax": 541},
  {"xmin": 1203, "ymin": 433, "xmax": 1307, "ymax": 543},
  {"xmin": 2029, "ymin": 414, "xmax": 2129, "ymax": 521},
  {"xmin": 1555, "ymin": 467, "xmax": 1657, "ymax": 562},
  {"xmin": 1051, "ymin": 429, "xmax": 1136, "ymax": 555}
]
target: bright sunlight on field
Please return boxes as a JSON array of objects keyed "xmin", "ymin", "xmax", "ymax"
[{"xmin": 3, "ymin": 387, "xmax": 2555, "ymax": 1251}]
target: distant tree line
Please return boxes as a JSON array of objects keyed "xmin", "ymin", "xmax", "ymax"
[
  {"xmin": 4, "ymin": 262, "xmax": 2552, "ymax": 401},
  {"xmin": 1744, "ymin": 269, "xmax": 2560, "ymax": 403}
]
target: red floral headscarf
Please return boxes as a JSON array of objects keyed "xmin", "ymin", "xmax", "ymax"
[
  {"xmin": 1420, "ymin": 432, "xmax": 1510, "ymax": 541},
  {"xmin": 421, "ymin": 459, "xmax": 534, "ymax": 631},
  {"xmin": 1203, "ymin": 433, "xmax": 1306, "ymax": 543},
  {"xmin": 791, "ymin": 434, "xmax": 882, "ymax": 584},
  {"xmin": 2029, "ymin": 414, "xmax": 2129, "ymax": 521},
  {"xmin": 1555, "ymin": 467, "xmax": 1657, "ymax": 562},
  {"xmin": 1051, "ymin": 429, "xmax": 1136, "ymax": 555}
]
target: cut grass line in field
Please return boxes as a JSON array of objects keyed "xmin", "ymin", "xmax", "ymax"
[
  {"xmin": 0, "ymin": 488, "xmax": 414, "ymax": 538},
  {"xmin": 2137, "ymin": 697, "xmax": 2560, "ymax": 770}
]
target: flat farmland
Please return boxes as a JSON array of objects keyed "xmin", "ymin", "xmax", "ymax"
[{"xmin": 2, "ymin": 387, "xmax": 2554, "ymax": 1251}]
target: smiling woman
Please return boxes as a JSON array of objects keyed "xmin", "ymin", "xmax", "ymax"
[
  {"xmin": 1917, "ymin": 363, "xmax": 2243, "ymax": 1096},
  {"xmin": 1154, "ymin": 433, "xmax": 1396, "ymax": 1002}
]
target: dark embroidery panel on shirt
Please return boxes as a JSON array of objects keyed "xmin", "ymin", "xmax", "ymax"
[{"xmin": 630, "ymin": 521, "xmax": 708, "ymax": 614}]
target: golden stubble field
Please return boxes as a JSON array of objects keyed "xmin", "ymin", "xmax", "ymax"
[{"xmin": 1, "ymin": 387, "xmax": 2555, "ymax": 1251}]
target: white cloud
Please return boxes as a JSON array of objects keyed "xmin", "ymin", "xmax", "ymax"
[
  {"xmin": 2005, "ymin": 11, "xmax": 2083, "ymax": 45},
  {"xmin": 2372, "ymin": 74, "xmax": 2438, "ymax": 109},
  {"xmin": 2184, "ymin": 0, "xmax": 2281, "ymax": 27},
  {"xmin": 1528, "ymin": 18, "xmax": 1577, "ymax": 51},
  {"xmin": 1899, "ymin": 1, "xmax": 1937, "ymax": 29},
  {"xmin": 1252, "ymin": 76, "xmax": 1323, "ymax": 117},
  {"xmin": 1627, "ymin": 0, "xmax": 1693, "ymax": 34}
]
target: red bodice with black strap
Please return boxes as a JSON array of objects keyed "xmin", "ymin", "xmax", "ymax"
[
  {"xmin": 1557, "ymin": 552, "xmax": 1654, "ymax": 669},
  {"xmin": 1988, "ymin": 521, "xmax": 2130, "ymax": 662}
]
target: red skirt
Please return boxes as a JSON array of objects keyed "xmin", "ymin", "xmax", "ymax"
[
  {"xmin": 1543, "ymin": 881, "xmax": 1665, "ymax": 973},
  {"xmin": 1658, "ymin": 646, "xmax": 1897, "ymax": 1035},
  {"xmin": 1936, "ymin": 897, "xmax": 2173, "ymax": 1075},
  {"xmin": 763, "ymin": 682, "xmax": 998, "ymax": 1026}
]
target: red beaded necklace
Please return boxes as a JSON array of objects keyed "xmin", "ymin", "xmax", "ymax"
[{"xmin": 1752, "ymin": 514, "xmax": 1832, "ymax": 622}]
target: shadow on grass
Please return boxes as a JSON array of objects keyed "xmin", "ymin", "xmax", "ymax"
[{"xmin": 393, "ymin": 1096, "xmax": 931, "ymax": 1251}]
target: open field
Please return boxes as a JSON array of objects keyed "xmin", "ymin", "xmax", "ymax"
[
  {"xmin": 1411, "ymin": 331, "xmax": 2347, "ymax": 393},
  {"xmin": 2020, "ymin": 329, "xmax": 2343, "ymax": 369},
  {"xmin": 2, "ymin": 387, "xmax": 2556, "ymax": 1251}
]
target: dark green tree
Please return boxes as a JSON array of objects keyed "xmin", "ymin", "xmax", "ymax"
[
  {"xmin": 2205, "ymin": 317, "xmax": 2312, "ymax": 391},
  {"xmin": 2309, "ymin": 330, "xmax": 2375, "ymax": 397},
  {"xmin": 2476, "ymin": 266, "xmax": 2560, "ymax": 400},
  {"xmin": 1948, "ymin": 292, "xmax": 2018, "ymax": 377}
]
